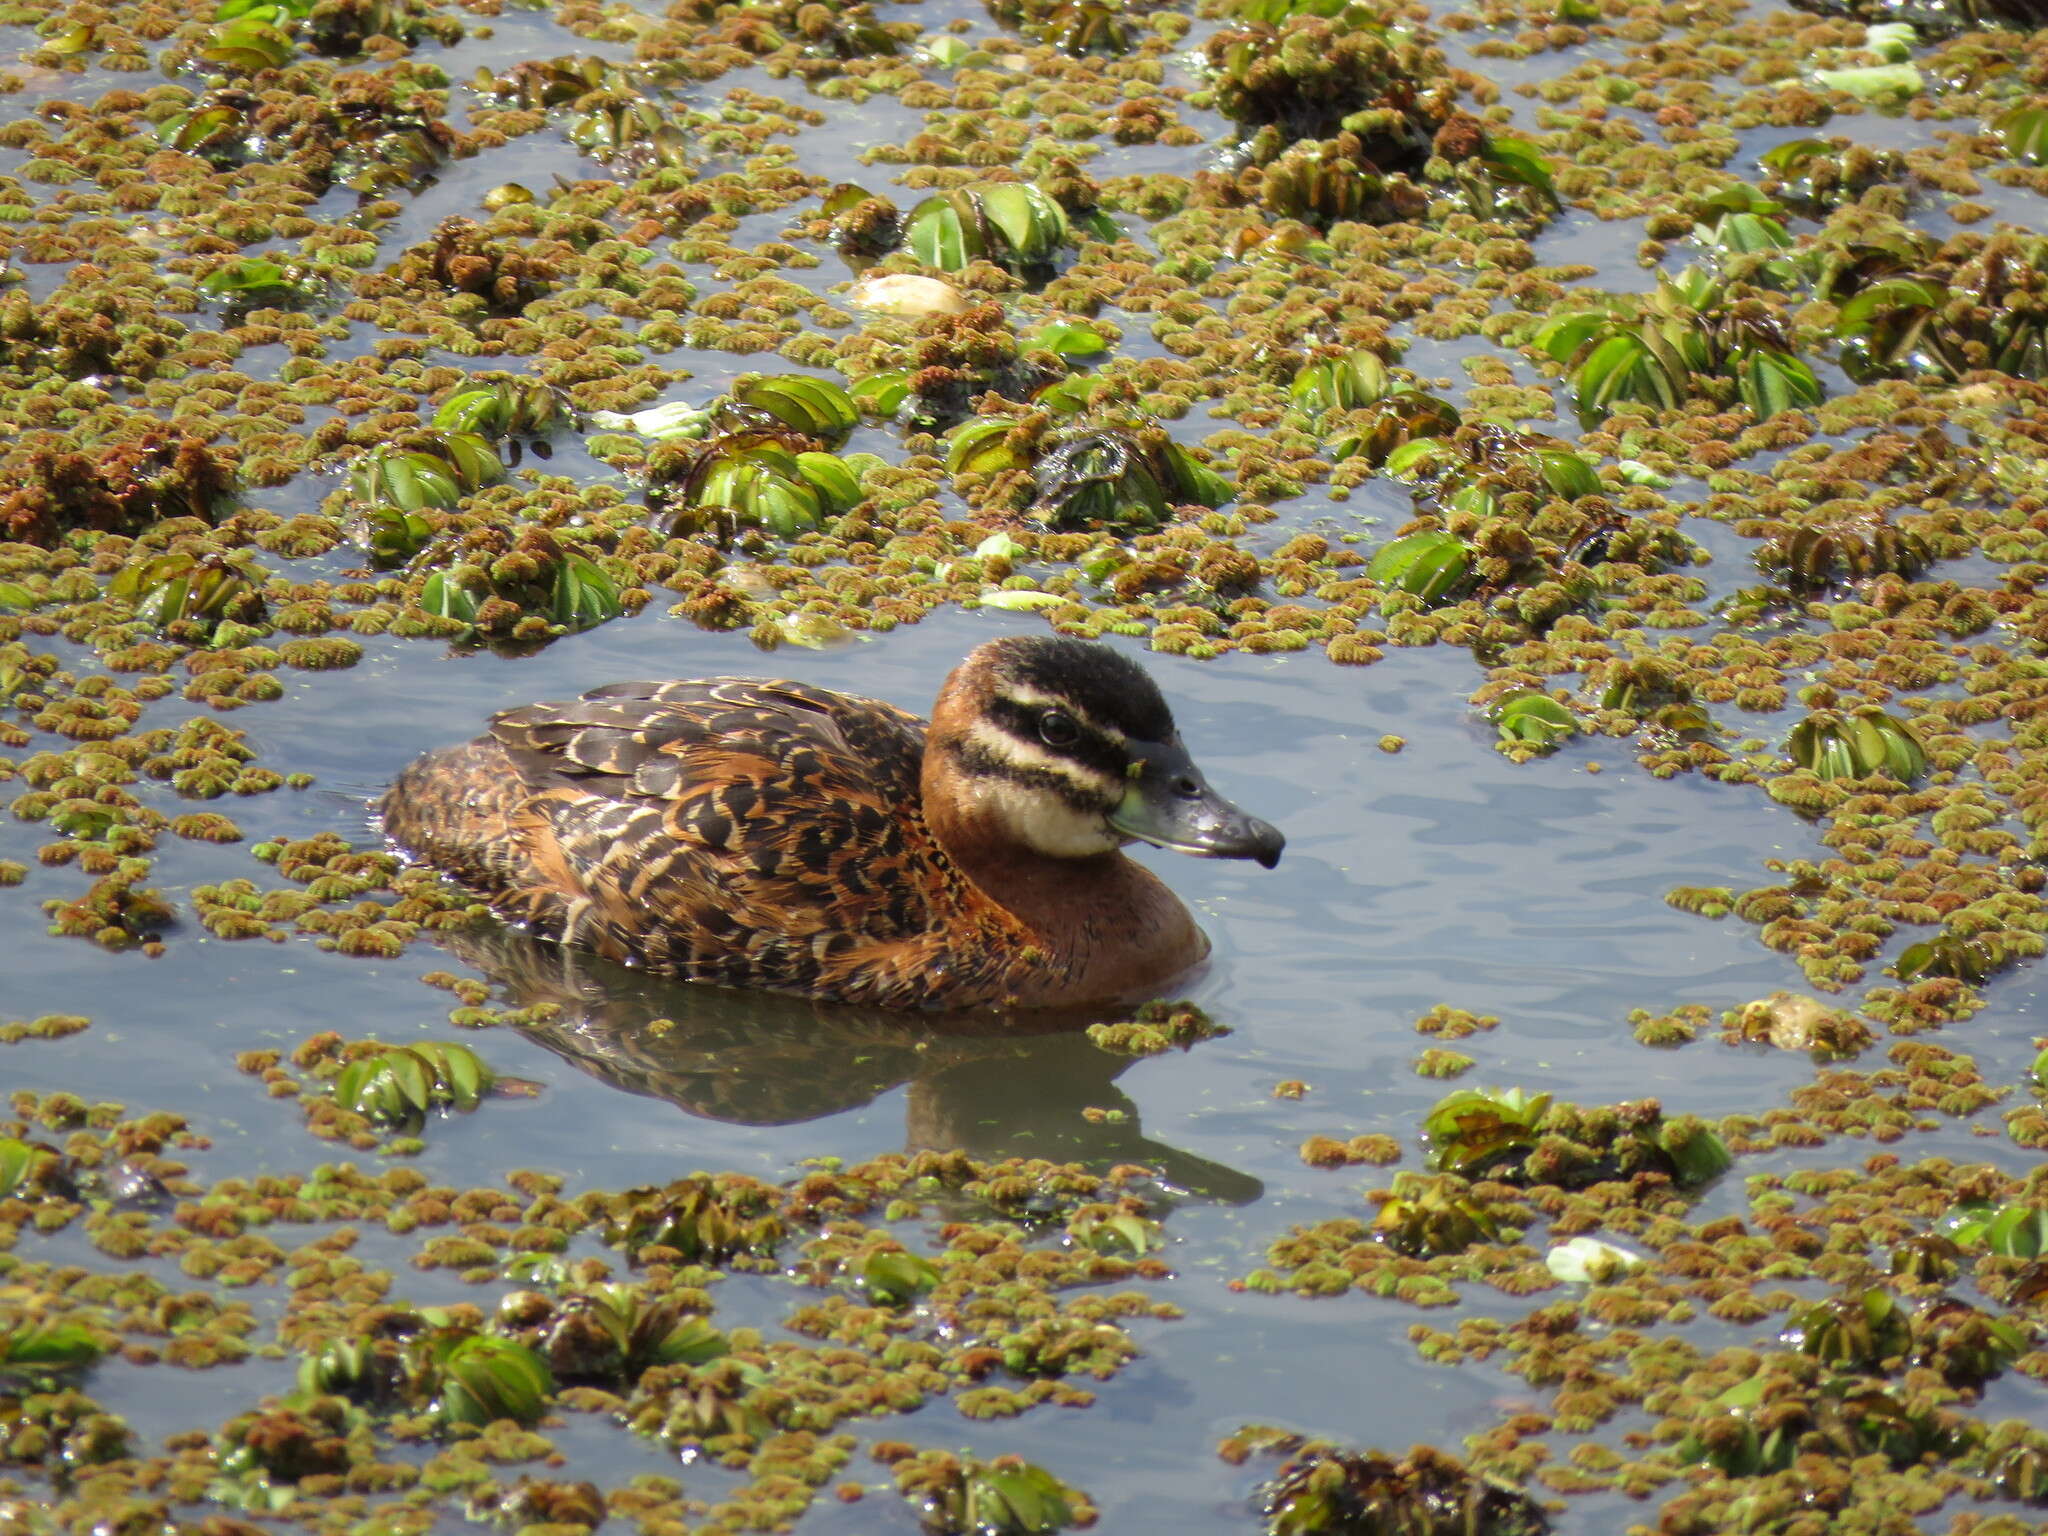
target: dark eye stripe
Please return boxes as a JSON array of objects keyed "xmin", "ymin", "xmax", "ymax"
[
  {"xmin": 949, "ymin": 739, "xmax": 1108, "ymax": 812},
  {"xmin": 984, "ymin": 696, "xmax": 1126, "ymax": 778}
]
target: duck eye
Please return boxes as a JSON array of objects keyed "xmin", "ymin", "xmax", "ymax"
[{"xmin": 1038, "ymin": 709, "xmax": 1079, "ymax": 747}]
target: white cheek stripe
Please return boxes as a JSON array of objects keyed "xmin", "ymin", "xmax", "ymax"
[{"xmin": 962, "ymin": 720, "xmax": 1121, "ymax": 797}]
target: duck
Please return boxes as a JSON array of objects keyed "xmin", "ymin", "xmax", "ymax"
[{"xmin": 378, "ymin": 634, "xmax": 1284, "ymax": 1012}]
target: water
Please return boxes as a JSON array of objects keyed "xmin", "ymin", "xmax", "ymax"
[{"xmin": 5, "ymin": 0, "xmax": 2047, "ymax": 1529}]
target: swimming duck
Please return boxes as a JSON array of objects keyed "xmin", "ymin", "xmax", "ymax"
[{"xmin": 379, "ymin": 635, "xmax": 1284, "ymax": 1011}]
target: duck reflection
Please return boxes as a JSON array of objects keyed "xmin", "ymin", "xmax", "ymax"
[{"xmin": 443, "ymin": 927, "xmax": 1263, "ymax": 1205}]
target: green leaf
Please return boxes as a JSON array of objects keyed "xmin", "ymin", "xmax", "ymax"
[
  {"xmin": 1994, "ymin": 106, "xmax": 2048, "ymax": 167},
  {"xmin": 1494, "ymin": 691, "xmax": 1577, "ymax": 747},
  {"xmin": 1738, "ymin": 349, "xmax": 1823, "ymax": 419},
  {"xmin": 1812, "ymin": 63, "xmax": 1923, "ymax": 102},
  {"xmin": 0, "ymin": 1137, "xmax": 34, "ymax": 1197},
  {"xmin": 849, "ymin": 370, "xmax": 911, "ymax": 417},
  {"xmin": 0, "ymin": 1320, "xmax": 104, "ymax": 1370},
  {"xmin": 861, "ymin": 1249, "xmax": 940, "ymax": 1306},
  {"xmin": 1027, "ymin": 321, "xmax": 1108, "ymax": 359}
]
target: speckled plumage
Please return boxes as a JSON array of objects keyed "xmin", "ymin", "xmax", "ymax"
[{"xmin": 380, "ymin": 637, "xmax": 1273, "ymax": 1012}]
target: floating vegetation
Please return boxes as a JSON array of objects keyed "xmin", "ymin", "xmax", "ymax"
[
  {"xmin": 896, "ymin": 1451, "xmax": 1088, "ymax": 1535},
  {"xmin": 1822, "ymin": 228, "xmax": 2048, "ymax": 383},
  {"xmin": 1536, "ymin": 270, "xmax": 1820, "ymax": 424},
  {"xmin": 1786, "ymin": 708, "xmax": 1926, "ymax": 783},
  {"xmin": 945, "ymin": 412, "xmax": 1231, "ymax": 532},
  {"xmin": 332, "ymin": 1040, "xmax": 497, "ymax": 1130},
  {"xmin": 904, "ymin": 183, "xmax": 1092, "ymax": 276},
  {"xmin": 1229, "ymin": 1431, "xmax": 1549, "ymax": 1536},
  {"xmin": 109, "ymin": 549, "xmax": 267, "ymax": 637},
  {"xmin": 1421, "ymin": 1087, "xmax": 1731, "ymax": 1189},
  {"xmin": 10, "ymin": 0, "xmax": 2048, "ymax": 1531},
  {"xmin": 1757, "ymin": 511, "xmax": 1931, "ymax": 588}
]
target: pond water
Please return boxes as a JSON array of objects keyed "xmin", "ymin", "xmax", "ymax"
[{"xmin": 5, "ymin": 0, "xmax": 2048, "ymax": 1531}]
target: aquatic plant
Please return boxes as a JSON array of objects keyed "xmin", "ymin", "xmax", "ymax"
[
  {"xmin": 1421, "ymin": 1089, "xmax": 1729, "ymax": 1188},
  {"xmin": 859, "ymin": 1248, "xmax": 942, "ymax": 1306},
  {"xmin": 1242, "ymin": 1434, "xmax": 1549, "ymax": 1536},
  {"xmin": 1994, "ymin": 105, "xmax": 2048, "ymax": 168},
  {"xmin": 897, "ymin": 1452, "xmax": 1085, "ymax": 1536},
  {"xmin": 1536, "ymin": 270, "xmax": 1820, "ymax": 423},
  {"xmin": 1757, "ymin": 137, "xmax": 1907, "ymax": 216},
  {"xmin": 1370, "ymin": 1173, "xmax": 1500, "ymax": 1257},
  {"xmin": 1786, "ymin": 708, "xmax": 1926, "ymax": 783},
  {"xmin": 0, "ymin": 1320, "xmax": 104, "ymax": 1375},
  {"xmin": 653, "ymin": 435, "xmax": 871, "ymax": 538},
  {"xmin": 109, "ymin": 550, "xmax": 267, "ymax": 637},
  {"xmin": 1758, "ymin": 511, "xmax": 1930, "ymax": 588},
  {"xmin": 497, "ymin": 1286, "xmax": 726, "ymax": 1382},
  {"xmin": 905, "ymin": 183, "xmax": 1074, "ymax": 275},
  {"xmin": 1, "ymin": 429, "xmax": 239, "ymax": 545},
  {"xmin": 1784, "ymin": 0, "xmax": 2046, "ymax": 38},
  {"xmin": 1783, "ymin": 1288, "xmax": 1910, "ymax": 1371},
  {"xmin": 1325, "ymin": 391, "xmax": 1462, "ymax": 469},
  {"xmin": 1203, "ymin": 16, "xmax": 1445, "ymax": 146},
  {"xmin": 1289, "ymin": 348, "xmax": 1393, "ymax": 418},
  {"xmin": 1941, "ymin": 1203, "xmax": 2048, "ymax": 1258},
  {"xmin": 1825, "ymin": 231, "xmax": 2048, "ymax": 383},
  {"xmin": 1365, "ymin": 531, "xmax": 1470, "ymax": 606},
  {"xmin": 1384, "ymin": 423, "xmax": 1601, "ymax": 519},
  {"xmin": 1892, "ymin": 932, "xmax": 2008, "ymax": 984},
  {"xmin": 944, "ymin": 414, "xmax": 1231, "ymax": 531},
  {"xmin": 1491, "ymin": 692, "xmax": 1576, "ymax": 751},
  {"xmin": 985, "ymin": 0, "xmax": 1140, "ymax": 54},
  {"xmin": 433, "ymin": 378, "xmax": 572, "ymax": 443},
  {"xmin": 605, "ymin": 1176, "xmax": 786, "ymax": 1265},
  {"xmin": 848, "ymin": 305, "xmax": 1089, "ymax": 431},
  {"xmin": 301, "ymin": 1312, "xmax": 553, "ymax": 1427},
  {"xmin": 348, "ymin": 431, "xmax": 504, "ymax": 515},
  {"xmin": 332, "ymin": 1041, "xmax": 496, "ymax": 1131},
  {"xmin": 209, "ymin": 1403, "xmax": 352, "ymax": 1509}
]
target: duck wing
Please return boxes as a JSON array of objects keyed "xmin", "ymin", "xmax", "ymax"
[{"xmin": 487, "ymin": 678, "xmax": 965, "ymax": 998}]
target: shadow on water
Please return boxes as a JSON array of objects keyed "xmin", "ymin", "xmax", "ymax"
[{"xmin": 440, "ymin": 923, "xmax": 1265, "ymax": 1203}]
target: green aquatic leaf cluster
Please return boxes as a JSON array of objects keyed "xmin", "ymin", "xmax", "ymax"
[
  {"xmin": 984, "ymin": 0, "xmax": 1139, "ymax": 55},
  {"xmin": 1786, "ymin": 707, "xmax": 1926, "ymax": 783},
  {"xmin": 300, "ymin": 1314, "xmax": 552, "ymax": 1427},
  {"xmin": 945, "ymin": 414, "xmax": 1232, "ymax": 531},
  {"xmin": 628, "ymin": 376, "xmax": 872, "ymax": 537},
  {"xmin": 497, "ymin": 1285, "xmax": 728, "ymax": 1381},
  {"xmin": 109, "ymin": 549, "xmax": 267, "ymax": 636},
  {"xmin": 1422, "ymin": 1087, "xmax": 1732, "ymax": 1189},
  {"xmin": 332, "ymin": 1040, "xmax": 496, "ymax": 1131},
  {"xmin": 906, "ymin": 182, "xmax": 1080, "ymax": 274},
  {"xmin": 1537, "ymin": 269, "xmax": 1821, "ymax": 424},
  {"xmin": 1824, "ymin": 229, "xmax": 2048, "ymax": 384},
  {"xmin": 900, "ymin": 1452, "xmax": 1084, "ymax": 1536}
]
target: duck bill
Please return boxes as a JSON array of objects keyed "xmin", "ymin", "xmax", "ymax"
[{"xmin": 1108, "ymin": 739, "xmax": 1285, "ymax": 869}]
